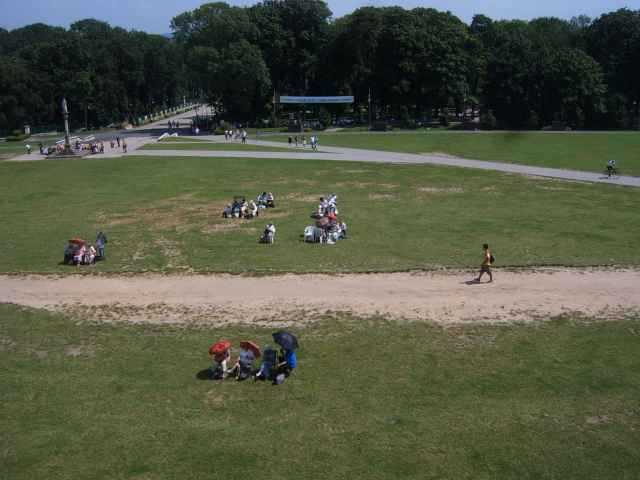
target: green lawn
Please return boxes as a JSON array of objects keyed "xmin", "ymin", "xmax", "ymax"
[
  {"xmin": 0, "ymin": 142, "xmax": 29, "ymax": 159},
  {"xmin": 267, "ymin": 132, "xmax": 640, "ymax": 176},
  {"xmin": 0, "ymin": 155, "xmax": 639, "ymax": 273},
  {"xmin": 2, "ymin": 304, "xmax": 640, "ymax": 479},
  {"xmin": 142, "ymin": 142, "xmax": 306, "ymax": 153}
]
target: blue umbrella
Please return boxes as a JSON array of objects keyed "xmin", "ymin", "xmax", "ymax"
[{"xmin": 272, "ymin": 331, "xmax": 299, "ymax": 351}]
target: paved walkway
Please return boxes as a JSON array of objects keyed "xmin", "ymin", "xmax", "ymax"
[
  {"xmin": 132, "ymin": 136, "xmax": 640, "ymax": 188},
  {"xmin": 9, "ymin": 125, "xmax": 640, "ymax": 188}
]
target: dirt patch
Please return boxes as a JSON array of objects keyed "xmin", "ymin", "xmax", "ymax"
[
  {"xmin": 2, "ymin": 270, "xmax": 639, "ymax": 327},
  {"xmin": 417, "ymin": 187, "xmax": 464, "ymax": 194},
  {"xmin": 201, "ymin": 222, "xmax": 243, "ymax": 234},
  {"xmin": 105, "ymin": 194, "xmax": 224, "ymax": 233},
  {"xmin": 585, "ymin": 415, "xmax": 611, "ymax": 425},
  {"xmin": 368, "ymin": 193, "xmax": 396, "ymax": 200},
  {"xmin": 537, "ymin": 186, "xmax": 570, "ymax": 192},
  {"xmin": 294, "ymin": 179, "xmax": 317, "ymax": 186},
  {"xmin": 64, "ymin": 344, "xmax": 95, "ymax": 358},
  {"xmin": 284, "ymin": 193, "xmax": 323, "ymax": 202},
  {"xmin": 154, "ymin": 237, "xmax": 186, "ymax": 269},
  {"xmin": 33, "ymin": 350, "xmax": 49, "ymax": 360},
  {"xmin": 0, "ymin": 335, "xmax": 16, "ymax": 352}
]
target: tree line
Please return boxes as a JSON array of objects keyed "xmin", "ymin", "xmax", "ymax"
[
  {"xmin": 1, "ymin": 1, "xmax": 639, "ymax": 133},
  {"xmin": 0, "ymin": 19, "xmax": 187, "ymax": 133}
]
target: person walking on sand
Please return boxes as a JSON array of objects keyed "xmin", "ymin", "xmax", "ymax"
[{"xmin": 476, "ymin": 243, "xmax": 494, "ymax": 283}]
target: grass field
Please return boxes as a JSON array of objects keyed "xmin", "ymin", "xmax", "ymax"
[
  {"xmin": 0, "ymin": 142, "xmax": 29, "ymax": 160},
  {"xmin": 141, "ymin": 142, "xmax": 308, "ymax": 153},
  {"xmin": 0, "ymin": 155, "xmax": 639, "ymax": 273},
  {"xmin": 2, "ymin": 303, "xmax": 640, "ymax": 479},
  {"xmin": 267, "ymin": 132, "xmax": 640, "ymax": 176}
]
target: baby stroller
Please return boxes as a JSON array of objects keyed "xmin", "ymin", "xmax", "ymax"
[
  {"xmin": 64, "ymin": 238, "xmax": 86, "ymax": 265},
  {"xmin": 260, "ymin": 224, "xmax": 276, "ymax": 244}
]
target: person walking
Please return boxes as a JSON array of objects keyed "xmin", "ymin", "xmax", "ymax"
[
  {"xmin": 116, "ymin": 136, "xmax": 120, "ymax": 147},
  {"xmin": 475, "ymin": 243, "xmax": 494, "ymax": 283},
  {"xmin": 241, "ymin": 129, "xmax": 247, "ymax": 144},
  {"xmin": 25, "ymin": 144, "xmax": 31, "ymax": 155},
  {"xmin": 122, "ymin": 139, "xmax": 127, "ymax": 153},
  {"xmin": 288, "ymin": 136, "xmax": 293, "ymax": 147}
]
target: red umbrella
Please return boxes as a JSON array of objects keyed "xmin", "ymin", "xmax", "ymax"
[
  {"xmin": 209, "ymin": 340, "xmax": 231, "ymax": 356},
  {"xmin": 240, "ymin": 340, "xmax": 261, "ymax": 358}
]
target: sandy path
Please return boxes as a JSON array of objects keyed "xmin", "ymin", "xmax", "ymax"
[{"xmin": 1, "ymin": 270, "xmax": 639, "ymax": 326}]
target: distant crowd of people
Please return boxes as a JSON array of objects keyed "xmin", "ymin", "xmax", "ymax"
[
  {"xmin": 32, "ymin": 136, "xmax": 128, "ymax": 156},
  {"xmin": 224, "ymin": 129, "xmax": 248, "ymax": 143},
  {"xmin": 288, "ymin": 134, "xmax": 319, "ymax": 150}
]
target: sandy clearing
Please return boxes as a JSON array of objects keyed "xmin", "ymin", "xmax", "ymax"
[{"xmin": 1, "ymin": 270, "xmax": 639, "ymax": 326}]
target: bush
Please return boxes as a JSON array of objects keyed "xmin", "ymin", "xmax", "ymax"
[
  {"xmin": 371, "ymin": 121, "xmax": 392, "ymax": 131},
  {"xmin": 480, "ymin": 111, "xmax": 497, "ymax": 130},
  {"xmin": 319, "ymin": 108, "xmax": 332, "ymax": 128},
  {"xmin": 6, "ymin": 133, "xmax": 29, "ymax": 142}
]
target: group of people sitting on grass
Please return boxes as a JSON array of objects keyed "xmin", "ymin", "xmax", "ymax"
[
  {"xmin": 304, "ymin": 194, "xmax": 347, "ymax": 244},
  {"xmin": 222, "ymin": 192, "xmax": 275, "ymax": 219},
  {"xmin": 209, "ymin": 332, "xmax": 298, "ymax": 385},
  {"xmin": 63, "ymin": 232, "xmax": 107, "ymax": 266}
]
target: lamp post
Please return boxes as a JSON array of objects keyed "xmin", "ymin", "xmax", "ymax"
[{"xmin": 368, "ymin": 88, "xmax": 372, "ymax": 130}]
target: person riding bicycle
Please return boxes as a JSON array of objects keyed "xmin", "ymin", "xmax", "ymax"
[{"xmin": 607, "ymin": 159, "xmax": 617, "ymax": 178}]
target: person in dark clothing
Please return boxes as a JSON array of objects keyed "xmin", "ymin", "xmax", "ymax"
[{"xmin": 96, "ymin": 232, "xmax": 107, "ymax": 259}]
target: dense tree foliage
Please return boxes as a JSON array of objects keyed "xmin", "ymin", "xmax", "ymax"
[
  {"xmin": 1, "ymin": 2, "xmax": 639, "ymax": 131},
  {"xmin": 0, "ymin": 21, "xmax": 187, "ymax": 132}
]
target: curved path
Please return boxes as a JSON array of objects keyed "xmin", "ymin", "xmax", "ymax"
[
  {"xmin": 11, "ymin": 125, "xmax": 640, "ymax": 187},
  {"xmin": 1, "ymin": 269, "xmax": 639, "ymax": 325},
  {"xmin": 133, "ymin": 136, "xmax": 640, "ymax": 188}
]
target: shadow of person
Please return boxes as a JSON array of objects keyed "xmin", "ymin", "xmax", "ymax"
[
  {"xmin": 196, "ymin": 368, "xmax": 212, "ymax": 380},
  {"xmin": 464, "ymin": 279, "xmax": 482, "ymax": 286}
]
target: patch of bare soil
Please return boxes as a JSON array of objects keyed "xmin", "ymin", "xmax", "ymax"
[
  {"xmin": 417, "ymin": 186, "xmax": 464, "ymax": 194},
  {"xmin": 368, "ymin": 193, "xmax": 396, "ymax": 200},
  {"xmin": 334, "ymin": 181, "xmax": 398, "ymax": 189},
  {"xmin": 1, "ymin": 270, "xmax": 639, "ymax": 327},
  {"xmin": 104, "ymin": 194, "xmax": 223, "ymax": 232},
  {"xmin": 284, "ymin": 193, "xmax": 324, "ymax": 202}
]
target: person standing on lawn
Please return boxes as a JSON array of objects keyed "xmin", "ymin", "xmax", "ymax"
[
  {"xmin": 476, "ymin": 243, "xmax": 493, "ymax": 283},
  {"xmin": 96, "ymin": 231, "xmax": 107, "ymax": 260}
]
